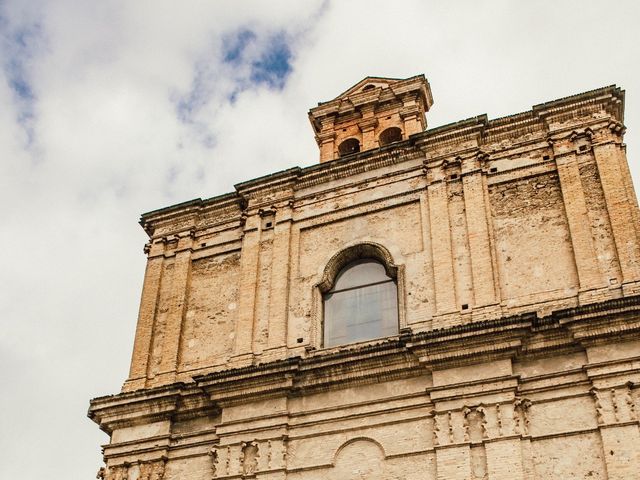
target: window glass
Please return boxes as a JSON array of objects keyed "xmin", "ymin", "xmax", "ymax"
[
  {"xmin": 323, "ymin": 259, "xmax": 398, "ymax": 347},
  {"xmin": 333, "ymin": 260, "xmax": 389, "ymax": 291}
]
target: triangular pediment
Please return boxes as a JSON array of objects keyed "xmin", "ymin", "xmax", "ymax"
[{"xmin": 334, "ymin": 76, "xmax": 403, "ymax": 100}]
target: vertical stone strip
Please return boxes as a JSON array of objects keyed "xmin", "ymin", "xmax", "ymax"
[
  {"xmin": 233, "ymin": 216, "xmax": 261, "ymax": 361},
  {"xmin": 124, "ymin": 242, "xmax": 165, "ymax": 391},
  {"xmin": 427, "ymin": 175, "xmax": 457, "ymax": 314},
  {"xmin": 589, "ymin": 383, "xmax": 640, "ymax": 480},
  {"xmin": 157, "ymin": 231, "xmax": 193, "ymax": 383},
  {"xmin": 316, "ymin": 116, "xmax": 336, "ymax": 163},
  {"xmin": 484, "ymin": 439, "xmax": 525, "ymax": 480},
  {"xmin": 435, "ymin": 445, "xmax": 471, "ymax": 480},
  {"xmin": 592, "ymin": 136, "xmax": 640, "ymax": 290},
  {"xmin": 555, "ymin": 152, "xmax": 604, "ymax": 293},
  {"xmin": 358, "ymin": 115, "xmax": 378, "ymax": 152},
  {"xmin": 267, "ymin": 205, "xmax": 293, "ymax": 352},
  {"xmin": 600, "ymin": 425, "xmax": 640, "ymax": 480},
  {"xmin": 617, "ymin": 144, "xmax": 640, "ymax": 242},
  {"xmin": 462, "ymin": 168, "xmax": 497, "ymax": 307},
  {"xmin": 448, "ymin": 180, "xmax": 473, "ymax": 310},
  {"xmin": 418, "ymin": 190, "xmax": 436, "ymax": 326}
]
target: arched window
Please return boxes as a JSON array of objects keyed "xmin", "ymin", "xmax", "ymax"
[
  {"xmin": 323, "ymin": 259, "xmax": 398, "ymax": 347},
  {"xmin": 338, "ymin": 138, "xmax": 361, "ymax": 156},
  {"xmin": 378, "ymin": 127, "xmax": 402, "ymax": 146}
]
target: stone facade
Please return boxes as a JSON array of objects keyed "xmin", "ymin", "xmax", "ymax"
[{"xmin": 89, "ymin": 75, "xmax": 640, "ymax": 480}]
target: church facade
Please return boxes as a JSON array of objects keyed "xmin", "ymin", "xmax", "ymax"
[{"xmin": 90, "ymin": 75, "xmax": 640, "ymax": 480}]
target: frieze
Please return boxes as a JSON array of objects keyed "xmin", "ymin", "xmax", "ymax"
[
  {"xmin": 590, "ymin": 383, "xmax": 638, "ymax": 426},
  {"xmin": 209, "ymin": 437, "xmax": 287, "ymax": 478},
  {"xmin": 96, "ymin": 459, "xmax": 166, "ymax": 480}
]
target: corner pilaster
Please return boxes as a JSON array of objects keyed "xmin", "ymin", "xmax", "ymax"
[
  {"xmin": 592, "ymin": 126, "xmax": 640, "ymax": 294},
  {"xmin": 551, "ymin": 134, "xmax": 607, "ymax": 298}
]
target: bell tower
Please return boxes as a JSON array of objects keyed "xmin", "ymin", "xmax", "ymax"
[{"xmin": 308, "ymin": 74, "xmax": 433, "ymax": 163}]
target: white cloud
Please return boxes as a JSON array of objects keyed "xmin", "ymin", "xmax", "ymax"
[{"xmin": 1, "ymin": 1, "xmax": 639, "ymax": 478}]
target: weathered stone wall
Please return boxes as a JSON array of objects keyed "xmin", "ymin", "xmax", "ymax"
[
  {"xmin": 121, "ymin": 86, "xmax": 640, "ymax": 389},
  {"xmin": 92, "ymin": 330, "xmax": 640, "ymax": 479},
  {"xmin": 489, "ymin": 171, "xmax": 578, "ymax": 304},
  {"xmin": 90, "ymin": 83, "xmax": 640, "ymax": 480},
  {"xmin": 178, "ymin": 253, "xmax": 240, "ymax": 372}
]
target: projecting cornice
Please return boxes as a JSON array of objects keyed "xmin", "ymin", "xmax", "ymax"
[
  {"xmin": 89, "ymin": 295, "xmax": 640, "ymax": 432},
  {"xmin": 137, "ymin": 85, "xmax": 625, "ymax": 239}
]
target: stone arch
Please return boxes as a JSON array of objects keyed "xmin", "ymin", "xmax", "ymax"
[
  {"xmin": 317, "ymin": 242, "xmax": 398, "ymax": 293},
  {"xmin": 312, "ymin": 242, "xmax": 407, "ymax": 349},
  {"xmin": 334, "ymin": 437, "xmax": 386, "ymax": 463},
  {"xmin": 333, "ymin": 438, "xmax": 386, "ymax": 479},
  {"xmin": 338, "ymin": 138, "xmax": 361, "ymax": 156},
  {"xmin": 379, "ymin": 126, "xmax": 403, "ymax": 146}
]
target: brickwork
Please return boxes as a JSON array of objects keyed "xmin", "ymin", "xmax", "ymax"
[{"xmin": 90, "ymin": 77, "xmax": 640, "ymax": 480}]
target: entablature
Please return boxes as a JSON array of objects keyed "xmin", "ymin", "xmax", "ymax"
[{"xmin": 91, "ymin": 295, "xmax": 640, "ymax": 432}]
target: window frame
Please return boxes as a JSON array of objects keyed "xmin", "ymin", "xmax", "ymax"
[
  {"xmin": 311, "ymin": 242, "xmax": 407, "ymax": 351},
  {"xmin": 322, "ymin": 258, "xmax": 399, "ymax": 348}
]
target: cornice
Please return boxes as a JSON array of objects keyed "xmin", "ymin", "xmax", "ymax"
[
  {"xmin": 89, "ymin": 295, "xmax": 640, "ymax": 433},
  {"xmin": 137, "ymin": 85, "xmax": 625, "ymax": 239}
]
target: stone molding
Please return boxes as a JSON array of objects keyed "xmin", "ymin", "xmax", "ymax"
[{"xmin": 91, "ymin": 295, "xmax": 640, "ymax": 432}]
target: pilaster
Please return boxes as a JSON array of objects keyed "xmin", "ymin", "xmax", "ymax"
[
  {"xmin": 266, "ymin": 202, "xmax": 293, "ymax": 355},
  {"xmin": 156, "ymin": 230, "xmax": 194, "ymax": 384},
  {"xmin": 588, "ymin": 383, "xmax": 640, "ymax": 480},
  {"xmin": 592, "ymin": 127, "xmax": 640, "ymax": 294},
  {"xmin": 435, "ymin": 444, "xmax": 471, "ymax": 480},
  {"xmin": 552, "ymin": 137, "xmax": 606, "ymax": 296},
  {"xmin": 124, "ymin": 239, "xmax": 166, "ymax": 392},
  {"xmin": 462, "ymin": 154, "xmax": 498, "ymax": 308},
  {"xmin": 232, "ymin": 214, "xmax": 261, "ymax": 364},
  {"xmin": 316, "ymin": 118, "xmax": 336, "ymax": 163},
  {"xmin": 358, "ymin": 116, "xmax": 378, "ymax": 151},
  {"xmin": 401, "ymin": 104, "xmax": 423, "ymax": 137},
  {"xmin": 427, "ymin": 165, "xmax": 457, "ymax": 314}
]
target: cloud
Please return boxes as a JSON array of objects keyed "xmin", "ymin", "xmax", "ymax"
[
  {"xmin": 0, "ymin": 6, "xmax": 45, "ymax": 150},
  {"xmin": 1, "ymin": 1, "xmax": 640, "ymax": 479},
  {"xmin": 174, "ymin": 26, "xmax": 295, "ymax": 149}
]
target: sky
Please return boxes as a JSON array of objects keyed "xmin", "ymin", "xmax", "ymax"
[{"xmin": 1, "ymin": 1, "xmax": 639, "ymax": 478}]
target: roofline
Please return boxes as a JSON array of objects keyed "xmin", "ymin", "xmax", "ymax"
[
  {"xmin": 140, "ymin": 84, "xmax": 624, "ymax": 229},
  {"xmin": 333, "ymin": 75, "xmax": 405, "ymax": 100}
]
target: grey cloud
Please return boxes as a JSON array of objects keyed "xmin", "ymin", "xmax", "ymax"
[{"xmin": 1, "ymin": 1, "xmax": 640, "ymax": 479}]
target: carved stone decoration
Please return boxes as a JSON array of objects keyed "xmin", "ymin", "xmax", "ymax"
[
  {"xmin": 462, "ymin": 406, "xmax": 471, "ymax": 442},
  {"xmin": 225, "ymin": 446, "xmax": 231, "ymax": 476},
  {"xmin": 447, "ymin": 410, "xmax": 454, "ymax": 443},
  {"xmin": 150, "ymin": 458, "xmax": 166, "ymax": 480},
  {"xmin": 463, "ymin": 406, "xmax": 489, "ymax": 442},
  {"xmin": 496, "ymin": 403, "xmax": 503, "ymax": 437},
  {"xmin": 139, "ymin": 462, "xmax": 153, "ymax": 480},
  {"xmin": 612, "ymin": 388, "xmax": 620, "ymax": 422},
  {"xmin": 266, "ymin": 440, "xmax": 272, "ymax": 470},
  {"xmin": 477, "ymin": 407, "xmax": 488, "ymax": 439},
  {"xmin": 240, "ymin": 440, "xmax": 259, "ymax": 475},
  {"xmin": 624, "ymin": 382, "xmax": 637, "ymax": 421},
  {"xmin": 281, "ymin": 435, "xmax": 288, "ymax": 468},
  {"xmin": 590, "ymin": 388, "xmax": 606, "ymax": 425},
  {"xmin": 590, "ymin": 385, "xmax": 638, "ymax": 426},
  {"xmin": 432, "ymin": 411, "xmax": 441, "ymax": 446},
  {"xmin": 209, "ymin": 446, "xmax": 219, "ymax": 478},
  {"xmin": 108, "ymin": 463, "xmax": 129, "ymax": 480},
  {"xmin": 97, "ymin": 467, "xmax": 107, "ymax": 479},
  {"xmin": 514, "ymin": 397, "xmax": 532, "ymax": 435},
  {"xmin": 513, "ymin": 401, "xmax": 522, "ymax": 435}
]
